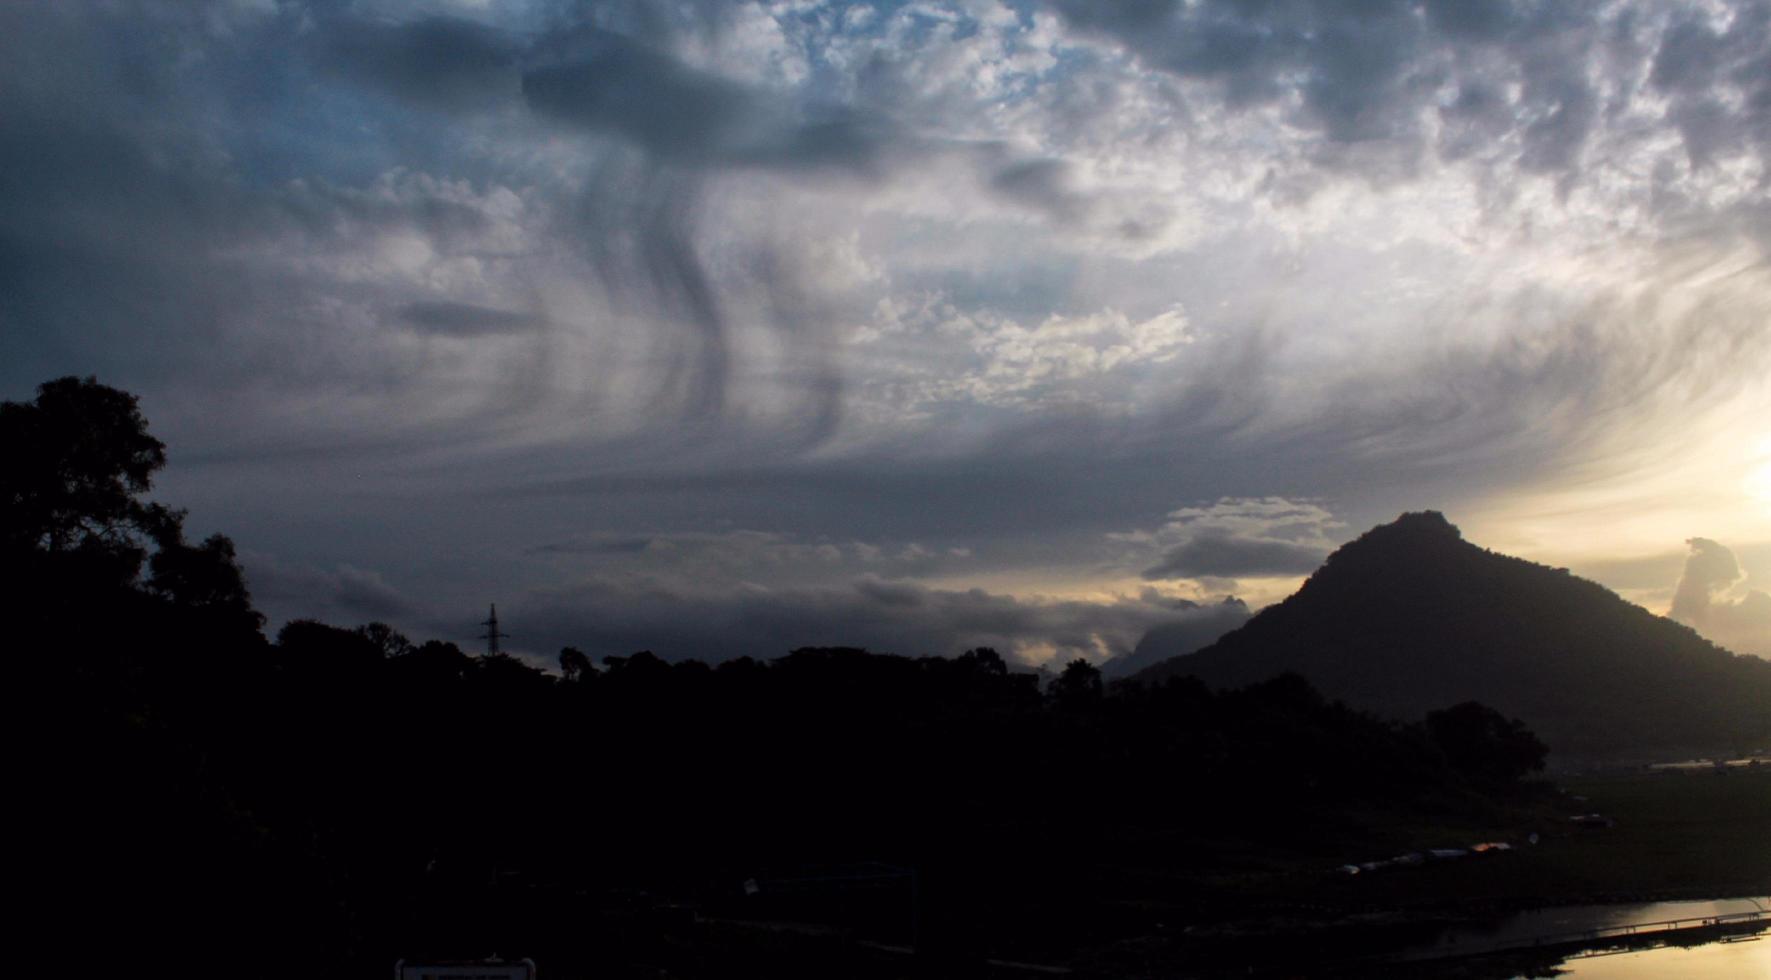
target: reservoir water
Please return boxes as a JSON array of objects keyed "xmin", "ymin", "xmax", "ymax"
[
  {"xmin": 1547, "ymin": 935, "xmax": 1769, "ymax": 978},
  {"xmin": 1405, "ymin": 896, "xmax": 1770, "ymax": 977}
]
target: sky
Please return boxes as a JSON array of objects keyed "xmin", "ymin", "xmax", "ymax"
[{"xmin": 2, "ymin": 0, "xmax": 1767, "ymax": 665}]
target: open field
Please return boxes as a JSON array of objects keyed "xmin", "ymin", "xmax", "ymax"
[
  {"xmin": 1548, "ymin": 767, "xmax": 1771, "ymax": 898},
  {"xmin": 1267, "ymin": 766, "xmax": 1771, "ymax": 911},
  {"xmin": 1054, "ymin": 768, "xmax": 1771, "ymax": 976}
]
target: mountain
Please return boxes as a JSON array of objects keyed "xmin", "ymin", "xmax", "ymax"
[
  {"xmin": 1101, "ymin": 596, "xmax": 1251, "ymax": 678},
  {"xmin": 1135, "ymin": 512, "xmax": 1771, "ymax": 761}
]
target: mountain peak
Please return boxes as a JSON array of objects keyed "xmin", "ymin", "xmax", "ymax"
[
  {"xmin": 1299, "ymin": 510, "xmax": 1472, "ymax": 596},
  {"xmin": 1136, "ymin": 512, "xmax": 1771, "ymax": 761},
  {"xmin": 1345, "ymin": 510, "xmax": 1464, "ymax": 550},
  {"xmin": 1388, "ymin": 510, "xmax": 1460, "ymax": 535}
]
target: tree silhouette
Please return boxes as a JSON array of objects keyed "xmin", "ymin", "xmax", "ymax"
[
  {"xmin": 1049, "ymin": 658, "xmax": 1104, "ymax": 708},
  {"xmin": 401, "ymin": 639, "xmax": 472, "ymax": 685},
  {"xmin": 0, "ymin": 374, "xmax": 271, "ymax": 637},
  {"xmin": 1425, "ymin": 700, "xmax": 1548, "ymax": 787},
  {"xmin": 278, "ymin": 619, "xmax": 381, "ymax": 670},
  {"xmin": 958, "ymin": 647, "xmax": 1008, "ymax": 676},
  {"xmin": 559, "ymin": 646, "xmax": 592, "ymax": 682},
  {"xmin": 357, "ymin": 621, "xmax": 414, "ymax": 659},
  {"xmin": 147, "ymin": 532, "xmax": 263, "ymax": 631},
  {"xmin": 2, "ymin": 376, "xmax": 182, "ymax": 583}
]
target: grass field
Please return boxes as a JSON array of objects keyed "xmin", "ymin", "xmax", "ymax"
[
  {"xmin": 1547, "ymin": 767, "xmax": 1771, "ymax": 898},
  {"xmin": 1287, "ymin": 766, "xmax": 1771, "ymax": 911},
  {"xmin": 1063, "ymin": 768, "xmax": 1769, "ymax": 976}
]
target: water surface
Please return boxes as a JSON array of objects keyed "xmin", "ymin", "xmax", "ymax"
[
  {"xmin": 1386, "ymin": 895, "xmax": 1769, "ymax": 977},
  {"xmin": 1411, "ymin": 896, "xmax": 1767, "ymax": 957},
  {"xmin": 1545, "ymin": 935, "xmax": 1769, "ymax": 978}
]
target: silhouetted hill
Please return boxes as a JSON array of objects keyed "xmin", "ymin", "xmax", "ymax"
[
  {"xmin": 1101, "ymin": 596, "xmax": 1250, "ymax": 678},
  {"xmin": 1137, "ymin": 512, "xmax": 1771, "ymax": 761}
]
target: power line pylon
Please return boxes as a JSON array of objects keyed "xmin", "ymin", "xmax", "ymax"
[{"xmin": 479, "ymin": 603, "xmax": 509, "ymax": 657}]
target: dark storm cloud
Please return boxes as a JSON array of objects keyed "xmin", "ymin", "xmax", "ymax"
[
  {"xmin": 1054, "ymin": 0, "xmax": 1435, "ymax": 143},
  {"xmin": 0, "ymin": 8, "xmax": 266, "ymax": 379},
  {"xmin": 244, "ymin": 552, "xmax": 415, "ymax": 624},
  {"xmin": 523, "ymin": 31, "xmax": 752, "ymax": 161},
  {"xmin": 1422, "ymin": 0, "xmax": 1518, "ymax": 41},
  {"xmin": 312, "ymin": 10, "xmax": 908, "ymax": 177},
  {"xmin": 0, "ymin": 114, "xmax": 287, "ymax": 395},
  {"xmin": 514, "ymin": 28, "xmax": 897, "ymax": 427},
  {"xmin": 1649, "ymin": 3, "xmax": 1771, "ymax": 170},
  {"xmin": 0, "ymin": 1, "xmax": 855, "ymax": 447},
  {"xmin": 505, "ymin": 448, "xmax": 1240, "ymax": 545},
  {"xmin": 989, "ymin": 158, "xmax": 1091, "ymax": 222},
  {"xmin": 530, "ymin": 535, "xmax": 657, "ymax": 557},
  {"xmin": 522, "ymin": 28, "xmax": 898, "ymax": 175},
  {"xmin": 1142, "ymin": 529, "xmax": 1329, "ymax": 580},
  {"xmin": 318, "ymin": 15, "xmax": 522, "ymax": 112},
  {"xmin": 0, "ymin": 6, "xmax": 517, "ymax": 382},
  {"xmin": 1051, "ymin": 0, "xmax": 1771, "ymax": 187},
  {"xmin": 397, "ymin": 301, "xmax": 547, "ymax": 336}
]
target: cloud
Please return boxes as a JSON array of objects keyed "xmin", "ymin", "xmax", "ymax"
[
  {"xmin": 522, "ymin": 28, "xmax": 897, "ymax": 176},
  {"xmin": 242, "ymin": 551, "xmax": 414, "ymax": 626},
  {"xmin": 515, "ymin": 574, "xmax": 1207, "ymax": 667},
  {"xmin": 3, "ymin": 0, "xmax": 1768, "ymax": 659},
  {"xmin": 1143, "ymin": 529, "xmax": 1329, "ymax": 580},
  {"xmin": 397, "ymin": 300, "xmax": 545, "ymax": 336},
  {"xmin": 527, "ymin": 528, "xmax": 971, "ymax": 588},
  {"xmin": 1670, "ymin": 537, "xmax": 1771, "ymax": 656},
  {"xmin": 1671, "ymin": 537, "xmax": 1743, "ymax": 622},
  {"xmin": 1106, "ymin": 597, "xmax": 1251, "ymax": 677},
  {"xmin": 1114, "ymin": 498, "xmax": 1341, "ymax": 583},
  {"xmin": 1048, "ymin": 0, "xmax": 1771, "ymax": 196},
  {"xmin": 529, "ymin": 534, "xmax": 656, "ymax": 557},
  {"xmin": 853, "ymin": 301, "xmax": 1193, "ymax": 413},
  {"xmin": 989, "ymin": 157, "xmax": 1091, "ymax": 223},
  {"xmin": 1650, "ymin": 4, "xmax": 1771, "ymax": 170},
  {"xmin": 8, "ymin": 0, "xmax": 1765, "ymax": 466},
  {"xmin": 318, "ymin": 15, "xmax": 521, "ymax": 113}
]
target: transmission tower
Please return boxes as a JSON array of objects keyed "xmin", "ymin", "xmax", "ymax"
[{"xmin": 479, "ymin": 603, "xmax": 509, "ymax": 656}]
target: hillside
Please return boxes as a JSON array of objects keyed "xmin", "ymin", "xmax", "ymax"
[{"xmin": 1136, "ymin": 512, "xmax": 1771, "ymax": 761}]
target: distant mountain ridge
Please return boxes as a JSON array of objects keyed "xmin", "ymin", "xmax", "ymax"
[
  {"xmin": 1101, "ymin": 596, "xmax": 1251, "ymax": 678},
  {"xmin": 1135, "ymin": 512, "xmax": 1771, "ymax": 760}
]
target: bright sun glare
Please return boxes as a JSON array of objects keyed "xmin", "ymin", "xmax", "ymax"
[
  {"xmin": 1749, "ymin": 436, "xmax": 1771, "ymax": 507},
  {"xmin": 1749, "ymin": 459, "xmax": 1771, "ymax": 506}
]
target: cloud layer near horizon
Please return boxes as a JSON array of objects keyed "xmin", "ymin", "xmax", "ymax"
[
  {"xmin": 1671, "ymin": 538, "xmax": 1771, "ymax": 656},
  {"xmin": 2, "ymin": 1, "xmax": 1766, "ymax": 663}
]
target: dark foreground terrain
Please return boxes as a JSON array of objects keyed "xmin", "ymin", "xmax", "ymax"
[
  {"xmin": 570, "ymin": 766, "xmax": 1769, "ymax": 978},
  {"xmin": 12, "ymin": 377, "xmax": 1768, "ymax": 977}
]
